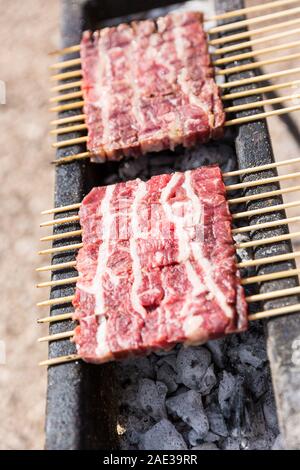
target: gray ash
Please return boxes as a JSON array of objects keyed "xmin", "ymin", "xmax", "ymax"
[{"xmin": 97, "ymin": 140, "xmax": 280, "ymax": 451}]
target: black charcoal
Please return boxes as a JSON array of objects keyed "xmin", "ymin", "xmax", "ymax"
[
  {"xmin": 166, "ymin": 390, "xmax": 209, "ymax": 437},
  {"xmin": 188, "ymin": 429, "xmax": 201, "ymax": 447},
  {"xmin": 262, "ymin": 389, "xmax": 279, "ymax": 434},
  {"xmin": 205, "ymin": 432, "xmax": 222, "ymax": 443},
  {"xmin": 137, "ymin": 379, "xmax": 167, "ymax": 421},
  {"xmin": 198, "ymin": 364, "xmax": 217, "ymax": 395},
  {"xmin": 220, "ymin": 437, "xmax": 240, "ymax": 450},
  {"xmin": 244, "ymin": 366, "xmax": 269, "ymax": 399},
  {"xmin": 140, "ymin": 419, "xmax": 187, "ymax": 450},
  {"xmin": 218, "ymin": 371, "xmax": 237, "ymax": 418},
  {"xmin": 192, "ymin": 443, "xmax": 219, "ymax": 450},
  {"xmin": 206, "ymin": 403, "xmax": 228, "ymax": 437},
  {"xmin": 176, "ymin": 346, "xmax": 211, "ymax": 390},
  {"xmin": 119, "ymin": 414, "xmax": 154, "ymax": 446},
  {"xmin": 118, "ymin": 357, "xmax": 155, "ymax": 384},
  {"xmin": 206, "ymin": 339, "xmax": 226, "ymax": 368},
  {"xmin": 157, "ymin": 354, "xmax": 177, "ymax": 371},
  {"xmin": 238, "ymin": 344, "xmax": 266, "ymax": 369},
  {"xmin": 157, "ymin": 363, "xmax": 178, "ymax": 394}
]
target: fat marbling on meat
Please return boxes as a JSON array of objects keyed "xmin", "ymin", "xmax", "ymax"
[
  {"xmin": 73, "ymin": 166, "xmax": 247, "ymax": 363},
  {"xmin": 80, "ymin": 11, "xmax": 225, "ymax": 161}
]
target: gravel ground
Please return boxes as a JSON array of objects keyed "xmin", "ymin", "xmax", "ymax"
[
  {"xmin": 0, "ymin": 0, "xmax": 299, "ymax": 450},
  {"xmin": 0, "ymin": 0, "xmax": 59, "ymax": 450}
]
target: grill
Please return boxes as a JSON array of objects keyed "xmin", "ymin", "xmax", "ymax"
[{"xmin": 40, "ymin": 0, "xmax": 300, "ymax": 450}]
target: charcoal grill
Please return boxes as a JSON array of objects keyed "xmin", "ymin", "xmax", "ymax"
[{"xmin": 43, "ymin": 0, "xmax": 300, "ymax": 450}]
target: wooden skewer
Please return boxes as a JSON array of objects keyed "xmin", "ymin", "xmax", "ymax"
[
  {"xmin": 38, "ymin": 243, "xmax": 83, "ymax": 256},
  {"xmin": 39, "ymin": 223, "xmax": 300, "ymax": 258},
  {"xmin": 209, "ymin": 17, "xmax": 300, "ymax": 46},
  {"xmin": 208, "ymin": 0, "xmax": 300, "ymax": 22},
  {"xmin": 216, "ymin": 51, "xmax": 300, "ymax": 76},
  {"xmin": 225, "ymin": 104, "xmax": 300, "ymax": 126},
  {"xmin": 49, "ymin": 90, "xmax": 83, "ymax": 103},
  {"xmin": 50, "ymin": 81, "xmax": 300, "ymax": 111},
  {"xmin": 39, "ymin": 354, "xmax": 80, "ymax": 367},
  {"xmin": 207, "ymin": 6, "xmax": 300, "ymax": 35},
  {"xmin": 35, "ymin": 303, "xmax": 295, "ymax": 326},
  {"xmin": 224, "ymin": 156, "xmax": 300, "ymax": 177},
  {"xmin": 226, "ymin": 170, "xmax": 300, "ymax": 191},
  {"xmin": 50, "ymin": 92, "xmax": 300, "ymax": 118},
  {"xmin": 213, "ymin": 40, "xmax": 300, "ymax": 66},
  {"xmin": 232, "ymin": 215, "xmax": 300, "ymax": 234},
  {"xmin": 39, "ymin": 205, "xmax": 300, "ymax": 256},
  {"xmin": 49, "ymin": 21, "xmax": 300, "ymax": 71},
  {"xmin": 50, "ymin": 58, "xmax": 82, "ymax": 70},
  {"xmin": 40, "ymin": 215, "xmax": 79, "ymax": 227},
  {"xmin": 38, "ymin": 188, "xmax": 300, "ymax": 241},
  {"xmin": 50, "ymin": 83, "xmax": 300, "ymax": 112},
  {"xmin": 224, "ymin": 93, "xmax": 300, "ymax": 113},
  {"xmin": 51, "ymin": 106, "xmax": 300, "ymax": 162},
  {"xmin": 37, "ymin": 224, "xmax": 299, "ymax": 273},
  {"xmin": 241, "ymin": 268, "xmax": 300, "ymax": 285},
  {"xmin": 37, "ymin": 257, "xmax": 300, "ymax": 289},
  {"xmin": 37, "ymin": 270, "xmax": 300, "ymax": 306},
  {"xmin": 228, "ymin": 185, "xmax": 300, "ymax": 205},
  {"xmin": 50, "ymin": 70, "xmax": 82, "ymax": 81},
  {"xmin": 50, "ymin": 114, "xmax": 86, "ymax": 126},
  {"xmin": 222, "ymin": 80, "xmax": 300, "ymax": 101},
  {"xmin": 51, "ymin": 2, "xmax": 300, "ymax": 51},
  {"xmin": 50, "ymin": 101, "xmax": 84, "ymax": 113},
  {"xmin": 37, "ymin": 302, "xmax": 300, "ymax": 328},
  {"xmin": 37, "ymin": 280, "xmax": 300, "ymax": 312},
  {"xmin": 36, "ymin": 296, "xmax": 300, "ymax": 341},
  {"xmin": 40, "ymin": 229, "xmax": 82, "ymax": 242},
  {"xmin": 233, "ymin": 200, "xmax": 300, "ymax": 220},
  {"xmin": 37, "ymin": 276, "xmax": 80, "ymax": 288},
  {"xmin": 41, "ymin": 287, "xmax": 300, "ymax": 342},
  {"xmin": 236, "ymin": 231, "xmax": 300, "ymax": 249},
  {"xmin": 49, "ymin": 1, "xmax": 299, "ymax": 56},
  {"xmin": 246, "ymin": 285, "xmax": 300, "ymax": 303},
  {"xmin": 219, "ymin": 66, "xmax": 300, "ymax": 90},
  {"xmin": 248, "ymin": 302, "xmax": 300, "ymax": 321},
  {"xmin": 49, "ymin": 44, "xmax": 81, "ymax": 56},
  {"xmin": 41, "ymin": 183, "xmax": 300, "ymax": 219},
  {"xmin": 212, "ymin": 27, "xmax": 300, "ymax": 56},
  {"xmin": 38, "ymin": 330, "xmax": 75, "ymax": 343},
  {"xmin": 38, "ymin": 293, "xmax": 283, "ymax": 366},
  {"xmin": 52, "ymin": 152, "xmax": 92, "ymax": 165},
  {"xmin": 51, "ymin": 109, "xmax": 300, "ymax": 153},
  {"xmin": 37, "ymin": 251, "xmax": 300, "ymax": 307},
  {"xmin": 51, "ymin": 80, "xmax": 83, "ymax": 93},
  {"xmin": 49, "ymin": 79, "xmax": 300, "ymax": 105},
  {"xmin": 42, "ymin": 203, "xmax": 81, "ymax": 215},
  {"xmin": 52, "ymin": 136, "xmax": 87, "ymax": 148},
  {"xmin": 41, "ymin": 188, "xmax": 300, "ymax": 228},
  {"xmin": 37, "ymin": 295, "xmax": 75, "ymax": 307},
  {"xmin": 38, "ymin": 313, "xmax": 73, "ymax": 323},
  {"xmin": 38, "ymin": 306, "xmax": 300, "ymax": 367},
  {"xmin": 54, "ymin": 40, "xmax": 300, "ymax": 73},
  {"xmin": 50, "ymin": 124, "xmax": 88, "ymax": 136},
  {"xmin": 237, "ymin": 250, "xmax": 300, "ymax": 268},
  {"xmin": 36, "ymin": 261, "xmax": 77, "ymax": 272}
]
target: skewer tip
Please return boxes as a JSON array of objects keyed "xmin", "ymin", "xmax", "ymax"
[{"xmin": 39, "ymin": 354, "xmax": 81, "ymax": 367}]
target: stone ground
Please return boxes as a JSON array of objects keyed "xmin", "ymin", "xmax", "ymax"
[{"xmin": 0, "ymin": 0, "xmax": 299, "ymax": 450}]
